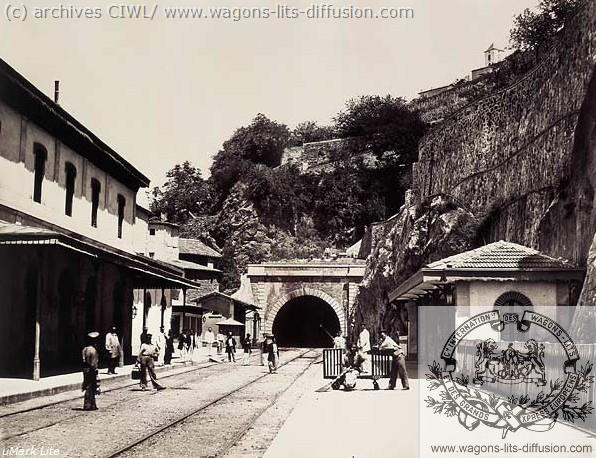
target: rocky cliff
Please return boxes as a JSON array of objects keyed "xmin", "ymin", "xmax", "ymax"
[{"xmin": 356, "ymin": 1, "xmax": 596, "ymax": 341}]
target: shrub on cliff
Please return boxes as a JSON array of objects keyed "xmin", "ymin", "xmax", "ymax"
[
  {"xmin": 289, "ymin": 121, "xmax": 336, "ymax": 146},
  {"xmin": 509, "ymin": 0, "xmax": 580, "ymax": 51},
  {"xmin": 210, "ymin": 114, "xmax": 291, "ymax": 203},
  {"xmin": 333, "ymin": 95, "xmax": 426, "ymax": 163}
]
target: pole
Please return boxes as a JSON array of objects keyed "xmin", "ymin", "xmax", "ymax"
[
  {"xmin": 142, "ymin": 288, "xmax": 147, "ymax": 331},
  {"xmin": 33, "ymin": 300, "xmax": 41, "ymax": 381},
  {"xmin": 33, "ymin": 249, "xmax": 43, "ymax": 381},
  {"xmin": 182, "ymin": 288, "xmax": 186, "ymax": 332},
  {"xmin": 160, "ymin": 288, "xmax": 166, "ymax": 329}
]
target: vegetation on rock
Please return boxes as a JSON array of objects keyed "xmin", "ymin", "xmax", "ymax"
[
  {"xmin": 151, "ymin": 99, "xmax": 426, "ymax": 290},
  {"xmin": 509, "ymin": 0, "xmax": 580, "ymax": 51}
]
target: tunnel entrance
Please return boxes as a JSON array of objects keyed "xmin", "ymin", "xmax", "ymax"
[{"xmin": 272, "ymin": 295, "xmax": 341, "ymax": 348}]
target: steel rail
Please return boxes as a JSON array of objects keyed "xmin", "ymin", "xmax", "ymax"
[{"xmin": 106, "ymin": 348, "xmax": 319, "ymax": 458}]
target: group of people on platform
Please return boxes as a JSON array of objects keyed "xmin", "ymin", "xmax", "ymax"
[
  {"xmin": 80, "ymin": 326, "xmax": 282, "ymax": 411},
  {"xmin": 332, "ymin": 324, "xmax": 410, "ymax": 391}
]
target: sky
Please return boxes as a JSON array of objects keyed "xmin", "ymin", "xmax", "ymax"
[{"xmin": 1, "ymin": 0, "xmax": 538, "ymax": 202}]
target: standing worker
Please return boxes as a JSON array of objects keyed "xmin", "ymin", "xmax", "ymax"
[
  {"xmin": 138, "ymin": 333, "xmax": 166, "ymax": 391},
  {"xmin": 164, "ymin": 329, "xmax": 174, "ymax": 365},
  {"xmin": 265, "ymin": 335, "xmax": 279, "ymax": 373},
  {"xmin": 333, "ymin": 331, "xmax": 346, "ymax": 350},
  {"xmin": 204, "ymin": 327, "xmax": 215, "ymax": 356},
  {"xmin": 156, "ymin": 327, "xmax": 166, "ymax": 366},
  {"xmin": 178, "ymin": 329, "xmax": 187, "ymax": 362},
  {"xmin": 82, "ymin": 331, "xmax": 100, "ymax": 411},
  {"xmin": 242, "ymin": 333, "xmax": 252, "ymax": 365},
  {"xmin": 355, "ymin": 323, "xmax": 371, "ymax": 373},
  {"xmin": 105, "ymin": 326, "xmax": 121, "ymax": 375},
  {"xmin": 379, "ymin": 330, "xmax": 410, "ymax": 390},
  {"xmin": 225, "ymin": 331, "xmax": 237, "ymax": 363}
]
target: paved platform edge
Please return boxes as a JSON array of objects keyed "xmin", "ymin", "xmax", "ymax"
[{"xmin": 0, "ymin": 361, "xmax": 200, "ymax": 407}]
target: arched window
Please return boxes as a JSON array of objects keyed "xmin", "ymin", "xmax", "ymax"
[
  {"xmin": 494, "ymin": 291, "xmax": 533, "ymax": 308},
  {"xmin": 64, "ymin": 162, "xmax": 77, "ymax": 216},
  {"xmin": 494, "ymin": 291, "xmax": 533, "ymax": 342},
  {"xmin": 32, "ymin": 143, "xmax": 47, "ymax": 203},
  {"xmin": 117, "ymin": 194, "xmax": 126, "ymax": 239},
  {"xmin": 90, "ymin": 179, "xmax": 101, "ymax": 227}
]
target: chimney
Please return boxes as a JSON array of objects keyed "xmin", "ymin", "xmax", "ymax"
[{"xmin": 54, "ymin": 80, "xmax": 60, "ymax": 104}]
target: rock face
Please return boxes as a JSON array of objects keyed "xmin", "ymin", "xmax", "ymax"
[
  {"xmin": 413, "ymin": 3, "xmax": 596, "ymax": 265},
  {"xmin": 356, "ymin": 1, "xmax": 596, "ymax": 339},
  {"xmin": 185, "ymin": 182, "xmax": 326, "ymax": 291},
  {"xmin": 354, "ymin": 195, "xmax": 476, "ymax": 340}
]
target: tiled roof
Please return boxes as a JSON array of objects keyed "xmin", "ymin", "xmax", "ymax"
[
  {"xmin": 427, "ymin": 241, "xmax": 574, "ymax": 270},
  {"xmin": 178, "ymin": 238, "xmax": 222, "ymax": 258},
  {"xmin": 166, "ymin": 258, "xmax": 220, "ymax": 273}
]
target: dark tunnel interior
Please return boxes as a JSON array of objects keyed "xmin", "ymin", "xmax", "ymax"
[{"xmin": 272, "ymin": 295, "xmax": 341, "ymax": 348}]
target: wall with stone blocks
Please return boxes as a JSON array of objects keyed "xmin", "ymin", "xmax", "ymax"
[{"xmin": 412, "ymin": 2, "xmax": 596, "ymax": 266}]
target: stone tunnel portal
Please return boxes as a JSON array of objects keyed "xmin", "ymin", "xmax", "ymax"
[{"xmin": 272, "ymin": 295, "xmax": 341, "ymax": 348}]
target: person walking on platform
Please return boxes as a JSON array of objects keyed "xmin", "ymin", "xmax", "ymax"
[
  {"xmin": 265, "ymin": 335, "xmax": 279, "ymax": 373},
  {"xmin": 105, "ymin": 326, "xmax": 121, "ymax": 375},
  {"xmin": 156, "ymin": 327, "xmax": 166, "ymax": 366},
  {"xmin": 186, "ymin": 331, "xmax": 194, "ymax": 362},
  {"xmin": 82, "ymin": 331, "xmax": 100, "ymax": 411},
  {"xmin": 260, "ymin": 337, "xmax": 268, "ymax": 366},
  {"xmin": 379, "ymin": 330, "xmax": 409, "ymax": 390},
  {"xmin": 138, "ymin": 333, "xmax": 166, "ymax": 391},
  {"xmin": 225, "ymin": 332, "xmax": 237, "ymax": 363},
  {"xmin": 242, "ymin": 333, "xmax": 252, "ymax": 365},
  {"xmin": 355, "ymin": 323, "xmax": 371, "ymax": 373},
  {"xmin": 204, "ymin": 327, "xmax": 215, "ymax": 356},
  {"xmin": 178, "ymin": 329, "xmax": 187, "ymax": 362},
  {"xmin": 164, "ymin": 329, "xmax": 174, "ymax": 365}
]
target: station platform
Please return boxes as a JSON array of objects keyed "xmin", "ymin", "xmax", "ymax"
[{"xmin": 0, "ymin": 347, "xmax": 227, "ymax": 408}]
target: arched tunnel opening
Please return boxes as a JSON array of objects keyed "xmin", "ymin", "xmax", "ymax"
[{"xmin": 272, "ymin": 295, "xmax": 341, "ymax": 348}]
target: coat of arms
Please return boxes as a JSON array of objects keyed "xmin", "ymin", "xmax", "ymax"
[{"xmin": 425, "ymin": 310, "xmax": 594, "ymax": 438}]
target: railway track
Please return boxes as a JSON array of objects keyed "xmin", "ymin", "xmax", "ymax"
[
  {"xmin": 0, "ymin": 360, "xmax": 232, "ymax": 442},
  {"xmin": 108, "ymin": 348, "xmax": 321, "ymax": 458}
]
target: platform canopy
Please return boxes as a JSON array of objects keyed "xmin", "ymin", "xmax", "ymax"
[{"xmin": 0, "ymin": 222, "xmax": 202, "ymax": 290}]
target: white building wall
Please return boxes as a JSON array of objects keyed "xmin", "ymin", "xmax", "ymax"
[{"xmin": 0, "ymin": 99, "xmax": 139, "ymax": 253}]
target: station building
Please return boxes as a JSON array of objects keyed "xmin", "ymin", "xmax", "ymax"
[
  {"xmin": 0, "ymin": 58, "xmax": 201, "ymax": 379},
  {"xmin": 388, "ymin": 241, "xmax": 585, "ymax": 360}
]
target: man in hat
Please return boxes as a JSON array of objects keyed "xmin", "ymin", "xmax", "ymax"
[
  {"xmin": 105, "ymin": 326, "xmax": 121, "ymax": 375},
  {"xmin": 82, "ymin": 332, "xmax": 100, "ymax": 411}
]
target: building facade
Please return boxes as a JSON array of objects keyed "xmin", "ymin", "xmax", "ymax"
[{"xmin": 0, "ymin": 58, "xmax": 198, "ymax": 379}]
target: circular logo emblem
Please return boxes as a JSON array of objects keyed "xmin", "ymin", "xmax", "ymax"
[{"xmin": 425, "ymin": 310, "xmax": 594, "ymax": 437}]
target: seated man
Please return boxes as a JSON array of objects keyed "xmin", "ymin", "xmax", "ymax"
[
  {"xmin": 379, "ymin": 330, "xmax": 410, "ymax": 390},
  {"xmin": 332, "ymin": 366, "xmax": 359, "ymax": 391}
]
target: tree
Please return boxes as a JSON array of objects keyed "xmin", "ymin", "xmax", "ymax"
[
  {"xmin": 289, "ymin": 121, "xmax": 336, "ymax": 146},
  {"xmin": 150, "ymin": 161, "xmax": 213, "ymax": 224},
  {"xmin": 333, "ymin": 95, "xmax": 426, "ymax": 162},
  {"xmin": 509, "ymin": 0, "xmax": 580, "ymax": 51},
  {"xmin": 210, "ymin": 114, "xmax": 291, "ymax": 202}
]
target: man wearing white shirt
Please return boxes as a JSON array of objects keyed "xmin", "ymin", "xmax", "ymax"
[
  {"xmin": 379, "ymin": 330, "xmax": 410, "ymax": 390},
  {"xmin": 355, "ymin": 324, "xmax": 371, "ymax": 373},
  {"xmin": 204, "ymin": 327, "xmax": 215, "ymax": 356}
]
